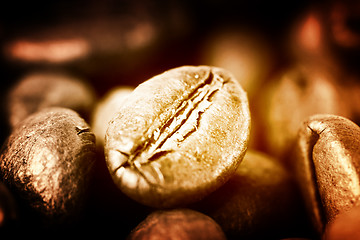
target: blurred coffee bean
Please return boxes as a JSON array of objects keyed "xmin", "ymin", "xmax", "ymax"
[
  {"xmin": 7, "ymin": 38, "xmax": 89, "ymax": 64},
  {"xmin": 4, "ymin": 17, "xmax": 157, "ymax": 65},
  {"xmin": 255, "ymin": 64, "xmax": 351, "ymax": 159},
  {"xmin": 192, "ymin": 150, "xmax": 310, "ymax": 239},
  {"xmin": 0, "ymin": 107, "xmax": 96, "ymax": 224},
  {"xmin": 293, "ymin": 114, "xmax": 360, "ymax": 235},
  {"xmin": 325, "ymin": 1, "xmax": 360, "ymax": 75},
  {"xmin": 2, "ymin": 2, "xmax": 192, "ymax": 77},
  {"xmin": 288, "ymin": 10, "xmax": 337, "ymax": 72},
  {"xmin": 288, "ymin": 1, "xmax": 360, "ymax": 76},
  {"xmin": 128, "ymin": 208, "xmax": 226, "ymax": 240},
  {"xmin": 91, "ymin": 86, "xmax": 133, "ymax": 147},
  {"xmin": 7, "ymin": 71, "xmax": 96, "ymax": 128},
  {"xmin": 200, "ymin": 27, "xmax": 274, "ymax": 100},
  {"xmin": 327, "ymin": 0, "xmax": 360, "ymax": 50},
  {"xmin": 288, "ymin": 7, "xmax": 360, "ymax": 126}
]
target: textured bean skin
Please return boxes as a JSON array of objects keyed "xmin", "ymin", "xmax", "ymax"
[
  {"xmin": 0, "ymin": 107, "xmax": 96, "ymax": 221},
  {"xmin": 105, "ymin": 65, "xmax": 250, "ymax": 208},
  {"xmin": 294, "ymin": 114, "xmax": 360, "ymax": 235}
]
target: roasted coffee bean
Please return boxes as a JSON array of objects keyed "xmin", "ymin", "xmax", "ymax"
[
  {"xmin": 293, "ymin": 114, "xmax": 360, "ymax": 235},
  {"xmin": 127, "ymin": 208, "xmax": 226, "ymax": 240},
  {"xmin": 91, "ymin": 86, "xmax": 133, "ymax": 147},
  {"xmin": 105, "ymin": 65, "xmax": 251, "ymax": 208},
  {"xmin": 7, "ymin": 71, "xmax": 96, "ymax": 128},
  {"xmin": 192, "ymin": 150, "xmax": 308, "ymax": 239},
  {"xmin": 0, "ymin": 107, "xmax": 96, "ymax": 222},
  {"xmin": 256, "ymin": 65, "xmax": 350, "ymax": 159}
]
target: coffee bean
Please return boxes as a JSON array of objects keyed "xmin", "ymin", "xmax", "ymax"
[
  {"xmin": 256, "ymin": 65, "xmax": 350, "ymax": 159},
  {"xmin": 0, "ymin": 107, "xmax": 96, "ymax": 222},
  {"xmin": 293, "ymin": 114, "xmax": 360, "ymax": 235},
  {"xmin": 128, "ymin": 208, "xmax": 226, "ymax": 240},
  {"xmin": 7, "ymin": 71, "xmax": 96, "ymax": 129},
  {"xmin": 105, "ymin": 65, "xmax": 251, "ymax": 208},
  {"xmin": 192, "ymin": 150, "xmax": 309, "ymax": 239}
]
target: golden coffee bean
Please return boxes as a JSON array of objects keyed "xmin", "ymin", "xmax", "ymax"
[
  {"xmin": 128, "ymin": 208, "xmax": 226, "ymax": 240},
  {"xmin": 293, "ymin": 114, "xmax": 360, "ymax": 235},
  {"xmin": 0, "ymin": 107, "xmax": 96, "ymax": 221},
  {"xmin": 105, "ymin": 65, "xmax": 251, "ymax": 208}
]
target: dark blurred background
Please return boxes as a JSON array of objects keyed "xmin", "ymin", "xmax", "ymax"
[
  {"xmin": 0, "ymin": 0, "xmax": 318, "ymax": 85},
  {"xmin": 0, "ymin": 0, "xmax": 316, "ymax": 141}
]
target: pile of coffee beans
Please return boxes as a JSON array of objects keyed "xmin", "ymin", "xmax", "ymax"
[{"xmin": 0, "ymin": 1, "xmax": 359, "ymax": 239}]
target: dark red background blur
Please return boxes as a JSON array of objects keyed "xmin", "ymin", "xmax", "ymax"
[
  {"xmin": 0, "ymin": 0, "xmax": 316, "ymax": 140},
  {"xmin": 1, "ymin": 0, "xmax": 359, "ymax": 143}
]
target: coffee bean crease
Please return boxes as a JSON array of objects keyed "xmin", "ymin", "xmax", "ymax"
[{"xmin": 113, "ymin": 71, "xmax": 227, "ymax": 185}]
